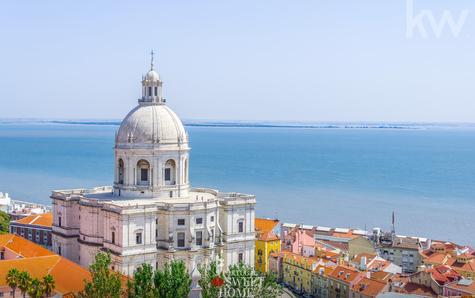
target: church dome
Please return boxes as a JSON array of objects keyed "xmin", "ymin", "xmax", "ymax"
[
  {"xmin": 116, "ymin": 104, "xmax": 188, "ymax": 145},
  {"xmin": 145, "ymin": 70, "xmax": 160, "ymax": 81}
]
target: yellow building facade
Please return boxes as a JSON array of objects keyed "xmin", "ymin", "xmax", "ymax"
[
  {"xmin": 282, "ymin": 252, "xmax": 318, "ymax": 295},
  {"xmin": 255, "ymin": 218, "xmax": 281, "ymax": 273},
  {"xmin": 255, "ymin": 234, "xmax": 281, "ymax": 272}
]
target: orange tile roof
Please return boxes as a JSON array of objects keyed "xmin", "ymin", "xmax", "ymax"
[
  {"xmin": 425, "ymin": 252, "xmax": 449, "ymax": 264},
  {"xmin": 0, "ymin": 256, "xmax": 90, "ymax": 295},
  {"xmin": 330, "ymin": 231, "xmax": 359, "ymax": 239},
  {"xmin": 257, "ymin": 231, "xmax": 280, "ymax": 241},
  {"xmin": 402, "ymin": 282, "xmax": 437, "ymax": 297},
  {"xmin": 445, "ymin": 279, "xmax": 475, "ymax": 295},
  {"xmin": 446, "ymin": 258, "xmax": 475, "ymax": 273},
  {"xmin": 13, "ymin": 213, "xmax": 53, "ymax": 228},
  {"xmin": 353, "ymin": 253, "xmax": 377, "ymax": 264},
  {"xmin": 352, "ymin": 277, "xmax": 387, "ymax": 297},
  {"xmin": 329, "ymin": 265, "xmax": 362, "ymax": 284},
  {"xmin": 282, "ymin": 252, "xmax": 320, "ymax": 267},
  {"xmin": 426, "ymin": 265, "xmax": 461, "ymax": 285},
  {"xmin": 0, "ymin": 234, "xmax": 54, "ymax": 258},
  {"xmin": 255, "ymin": 218, "xmax": 279, "ymax": 233},
  {"xmin": 0, "ymin": 234, "xmax": 90, "ymax": 295},
  {"xmin": 49, "ymin": 257, "xmax": 92, "ymax": 294},
  {"xmin": 312, "ymin": 264, "xmax": 335, "ymax": 276},
  {"xmin": 367, "ymin": 259, "xmax": 392, "ymax": 271},
  {"xmin": 370, "ymin": 271, "xmax": 393, "ymax": 282}
]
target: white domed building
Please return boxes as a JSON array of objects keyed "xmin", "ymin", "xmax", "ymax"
[{"xmin": 51, "ymin": 56, "xmax": 256, "ymax": 281}]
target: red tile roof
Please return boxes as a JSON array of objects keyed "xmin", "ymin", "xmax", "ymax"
[
  {"xmin": 427, "ymin": 264, "xmax": 461, "ymax": 285},
  {"xmin": 352, "ymin": 277, "xmax": 387, "ymax": 297},
  {"xmin": 0, "ymin": 234, "xmax": 53, "ymax": 258},
  {"xmin": 329, "ymin": 265, "xmax": 362, "ymax": 285},
  {"xmin": 13, "ymin": 213, "xmax": 53, "ymax": 228},
  {"xmin": 257, "ymin": 231, "xmax": 280, "ymax": 241},
  {"xmin": 0, "ymin": 234, "xmax": 90, "ymax": 295},
  {"xmin": 444, "ymin": 279, "xmax": 475, "ymax": 295},
  {"xmin": 255, "ymin": 218, "xmax": 279, "ymax": 233},
  {"xmin": 402, "ymin": 282, "xmax": 437, "ymax": 297}
]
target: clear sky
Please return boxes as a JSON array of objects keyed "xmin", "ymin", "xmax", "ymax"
[{"xmin": 1, "ymin": 0, "xmax": 474, "ymax": 122}]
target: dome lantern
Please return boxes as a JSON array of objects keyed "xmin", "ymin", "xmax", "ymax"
[{"xmin": 139, "ymin": 50, "xmax": 164, "ymax": 104}]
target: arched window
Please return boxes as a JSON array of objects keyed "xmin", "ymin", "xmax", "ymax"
[
  {"xmin": 137, "ymin": 159, "xmax": 150, "ymax": 186},
  {"xmin": 164, "ymin": 159, "xmax": 176, "ymax": 185},
  {"xmin": 118, "ymin": 159, "xmax": 124, "ymax": 184}
]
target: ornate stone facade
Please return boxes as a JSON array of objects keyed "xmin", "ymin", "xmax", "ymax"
[{"xmin": 51, "ymin": 55, "xmax": 256, "ymax": 280}]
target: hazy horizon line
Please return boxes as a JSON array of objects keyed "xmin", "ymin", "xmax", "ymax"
[{"xmin": 1, "ymin": 117, "xmax": 475, "ymax": 125}]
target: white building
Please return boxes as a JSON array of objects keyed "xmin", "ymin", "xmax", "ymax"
[
  {"xmin": 0, "ymin": 192, "xmax": 10, "ymax": 213},
  {"xmin": 51, "ymin": 55, "xmax": 256, "ymax": 278}
]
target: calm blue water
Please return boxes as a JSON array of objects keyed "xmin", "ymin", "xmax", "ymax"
[{"xmin": 0, "ymin": 123, "xmax": 474, "ymax": 245}]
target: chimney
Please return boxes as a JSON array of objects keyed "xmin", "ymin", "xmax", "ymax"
[{"xmin": 361, "ymin": 256, "xmax": 367, "ymax": 270}]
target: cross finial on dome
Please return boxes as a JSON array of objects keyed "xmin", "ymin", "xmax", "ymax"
[{"xmin": 150, "ymin": 49, "xmax": 155, "ymax": 70}]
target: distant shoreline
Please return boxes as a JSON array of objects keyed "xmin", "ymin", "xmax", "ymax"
[{"xmin": 2, "ymin": 119, "xmax": 475, "ymax": 130}]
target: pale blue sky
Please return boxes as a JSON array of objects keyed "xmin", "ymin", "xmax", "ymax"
[{"xmin": 1, "ymin": 0, "xmax": 474, "ymax": 122}]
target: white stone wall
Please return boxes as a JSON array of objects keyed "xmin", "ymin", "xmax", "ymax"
[{"xmin": 113, "ymin": 147, "xmax": 190, "ymax": 199}]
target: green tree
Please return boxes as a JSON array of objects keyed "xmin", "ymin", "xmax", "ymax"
[
  {"xmin": 27, "ymin": 278, "xmax": 45, "ymax": 298},
  {"xmin": 198, "ymin": 261, "xmax": 221, "ymax": 298},
  {"xmin": 0, "ymin": 210, "xmax": 10, "ymax": 234},
  {"xmin": 77, "ymin": 252, "xmax": 122, "ymax": 298},
  {"xmin": 18, "ymin": 271, "xmax": 31, "ymax": 298},
  {"xmin": 129, "ymin": 263, "xmax": 155, "ymax": 298},
  {"xmin": 154, "ymin": 260, "xmax": 191, "ymax": 298},
  {"xmin": 6, "ymin": 268, "xmax": 20, "ymax": 298},
  {"xmin": 42, "ymin": 274, "xmax": 55, "ymax": 297},
  {"xmin": 127, "ymin": 260, "xmax": 191, "ymax": 298}
]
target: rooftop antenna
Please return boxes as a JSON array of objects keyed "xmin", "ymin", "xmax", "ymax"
[
  {"xmin": 391, "ymin": 211, "xmax": 396, "ymax": 237},
  {"xmin": 150, "ymin": 49, "xmax": 155, "ymax": 70}
]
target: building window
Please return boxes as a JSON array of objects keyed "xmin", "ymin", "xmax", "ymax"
[
  {"xmin": 210, "ymin": 229, "xmax": 214, "ymax": 243},
  {"xmin": 196, "ymin": 218, "xmax": 203, "ymax": 225},
  {"xmin": 112, "ymin": 231, "xmax": 115, "ymax": 245},
  {"xmin": 177, "ymin": 219, "xmax": 185, "ymax": 226},
  {"xmin": 196, "ymin": 231, "xmax": 202, "ymax": 246},
  {"xmin": 137, "ymin": 160, "xmax": 150, "ymax": 185},
  {"xmin": 238, "ymin": 221, "xmax": 244, "ymax": 233},
  {"xmin": 238, "ymin": 253, "xmax": 244, "ymax": 263},
  {"xmin": 210, "ymin": 216, "xmax": 214, "ymax": 222},
  {"xmin": 58, "ymin": 245, "xmax": 61, "ymax": 256},
  {"xmin": 154, "ymin": 86, "xmax": 158, "ymax": 96},
  {"xmin": 148, "ymin": 86, "xmax": 152, "ymax": 96},
  {"xmin": 177, "ymin": 232, "xmax": 185, "ymax": 248},
  {"xmin": 164, "ymin": 159, "xmax": 176, "ymax": 185},
  {"xmin": 118, "ymin": 158, "xmax": 124, "ymax": 184},
  {"xmin": 58, "ymin": 216, "xmax": 62, "ymax": 227},
  {"xmin": 136, "ymin": 233, "xmax": 142, "ymax": 245},
  {"xmin": 141, "ymin": 169, "xmax": 148, "ymax": 181}
]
